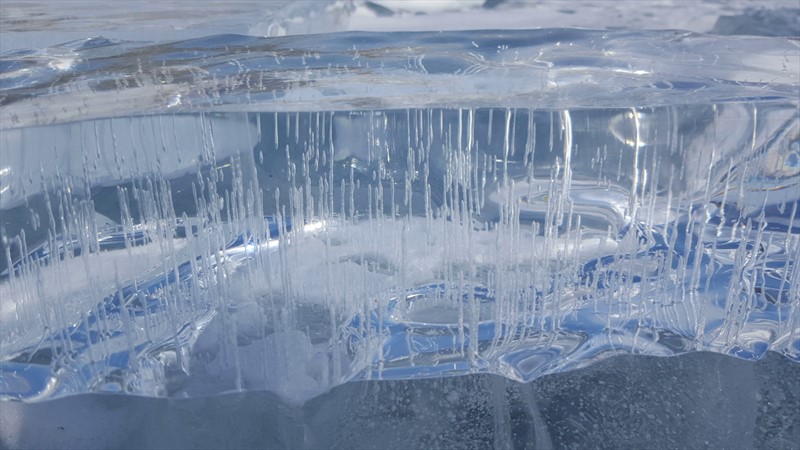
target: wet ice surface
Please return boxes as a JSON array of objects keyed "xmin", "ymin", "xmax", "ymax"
[{"xmin": 0, "ymin": 1, "xmax": 799, "ymax": 448}]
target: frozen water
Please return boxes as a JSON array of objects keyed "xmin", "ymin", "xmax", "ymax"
[
  {"xmin": 2, "ymin": 352, "xmax": 798, "ymax": 449},
  {"xmin": 1, "ymin": 25, "xmax": 798, "ymax": 407},
  {"xmin": 1, "ymin": 3, "xmax": 799, "ymax": 450}
]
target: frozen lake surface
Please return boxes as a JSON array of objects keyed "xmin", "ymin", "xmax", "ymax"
[{"xmin": 1, "ymin": 1, "xmax": 798, "ymax": 448}]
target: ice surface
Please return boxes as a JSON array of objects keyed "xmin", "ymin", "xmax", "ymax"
[
  {"xmin": 1, "ymin": 352, "xmax": 798, "ymax": 449},
  {"xmin": 0, "ymin": 1, "xmax": 799, "ymax": 449}
]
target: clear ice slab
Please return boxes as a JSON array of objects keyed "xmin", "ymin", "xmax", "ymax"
[{"xmin": 0, "ymin": 29, "xmax": 798, "ymax": 404}]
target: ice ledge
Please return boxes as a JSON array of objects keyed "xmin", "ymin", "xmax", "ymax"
[{"xmin": 2, "ymin": 30, "xmax": 798, "ymax": 129}]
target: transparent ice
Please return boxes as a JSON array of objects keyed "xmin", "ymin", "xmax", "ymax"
[{"xmin": 0, "ymin": 24, "xmax": 798, "ymax": 408}]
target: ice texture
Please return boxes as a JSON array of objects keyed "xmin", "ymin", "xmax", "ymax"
[
  {"xmin": 3, "ymin": 352, "xmax": 798, "ymax": 450},
  {"xmin": 0, "ymin": 29, "xmax": 798, "ymax": 404}
]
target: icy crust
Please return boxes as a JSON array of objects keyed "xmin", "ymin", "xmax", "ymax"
[{"xmin": 1, "ymin": 29, "xmax": 798, "ymax": 129}]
